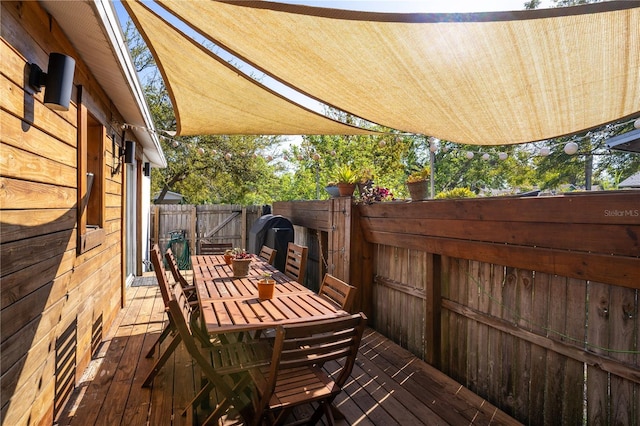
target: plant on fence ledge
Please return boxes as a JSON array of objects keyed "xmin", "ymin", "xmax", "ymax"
[
  {"xmin": 406, "ymin": 166, "xmax": 430, "ymax": 201},
  {"xmin": 334, "ymin": 165, "xmax": 358, "ymax": 197},
  {"xmin": 359, "ymin": 186, "xmax": 395, "ymax": 205},
  {"xmin": 435, "ymin": 187, "xmax": 476, "ymax": 199}
]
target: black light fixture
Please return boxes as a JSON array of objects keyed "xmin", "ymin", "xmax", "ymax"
[
  {"xmin": 124, "ymin": 140, "xmax": 136, "ymax": 164},
  {"xmin": 29, "ymin": 52, "xmax": 76, "ymax": 111},
  {"xmin": 143, "ymin": 162, "xmax": 151, "ymax": 177}
]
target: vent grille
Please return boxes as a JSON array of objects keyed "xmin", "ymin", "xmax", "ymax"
[{"xmin": 54, "ymin": 318, "xmax": 77, "ymax": 420}]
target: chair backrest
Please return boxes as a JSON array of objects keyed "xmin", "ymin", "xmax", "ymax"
[
  {"xmin": 258, "ymin": 245, "xmax": 277, "ymax": 265},
  {"xmin": 165, "ymin": 248, "xmax": 191, "ymax": 290},
  {"xmin": 318, "ymin": 274, "xmax": 357, "ymax": 312},
  {"xmin": 199, "ymin": 241, "xmax": 233, "ymax": 255},
  {"xmin": 284, "ymin": 242, "xmax": 308, "ymax": 284},
  {"xmin": 150, "ymin": 244, "xmax": 173, "ymax": 308},
  {"xmin": 260, "ymin": 313, "xmax": 367, "ymax": 408}
]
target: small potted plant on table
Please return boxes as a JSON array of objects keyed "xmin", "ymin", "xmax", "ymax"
[
  {"xmin": 223, "ymin": 248, "xmax": 234, "ymax": 265},
  {"xmin": 257, "ymin": 272, "xmax": 276, "ymax": 300},
  {"xmin": 231, "ymin": 249, "xmax": 253, "ymax": 277}
]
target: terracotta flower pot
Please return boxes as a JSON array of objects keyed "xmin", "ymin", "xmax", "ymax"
[
  {"xmin": 257, "ymin": 278, "xmax": 276, "ymax": 300},
  {"xmin": 337, "ymin": 183, "xmax": 356, "ymax": 197},
  {"xmin": 407, "ymin": 180, "xmax": 428, "ymax": 201},
  {"xmin": 223, "ymin": 254, "xmax": 233, "ymax": 265},
  {"xmin": 231, "ymin": 258, "xmax": 252, "ymax": 277}
]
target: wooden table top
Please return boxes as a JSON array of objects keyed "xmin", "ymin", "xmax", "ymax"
[{"xmin": 191, "ymin": 255, "xmax": 346, "ymax": 335}]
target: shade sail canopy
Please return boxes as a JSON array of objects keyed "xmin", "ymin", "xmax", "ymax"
[
  {"xmin": 122, "ymin": 1, "xmax": 377, "ymax": 136},
  {"xmin": 129, "ymin": 0, "xmax": 640, "ymax": 144}
]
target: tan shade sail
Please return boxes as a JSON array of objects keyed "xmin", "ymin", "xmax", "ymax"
[
  {"xmin": 122, "ymin": 0, "xmax": 377, "ymax": 136},
  {"xmin": 157, "ymin": 0, "xmax": 640, "ymax": 144}
]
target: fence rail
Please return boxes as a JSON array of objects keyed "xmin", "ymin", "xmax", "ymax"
[{"xmin": 274, "ymin": 192, "xmax": 640, "ymax": 425}]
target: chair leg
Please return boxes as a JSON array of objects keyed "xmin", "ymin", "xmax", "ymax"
[
  {"xmin": 142, "ymin": 333, "xmax": 182, "ymax": 387},
  {"xmin": 182, "ymin": 380, "xmax": 214, "ymax": 416},
  {"xmin": 200, "ymin": 374, "xmax": 255, "ymax": 426},
  {"xmin": 145, "ymin": 322, "xmax": 172, "ymax": 358},
  {"xmin": 305, "ymin": 398, "xmax": 337, "ymax": 426}
]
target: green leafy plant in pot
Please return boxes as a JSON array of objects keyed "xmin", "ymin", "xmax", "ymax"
[
  {"xmin": 334, "ymin": 165, "xmax": 357, "ymax": 197},
  {"xmin": 406, "ymin": 166, "xmax": 430, "ymax": 201},
  {"xmin": 231, "ymin": 249, "xmax": 253, "ymax": 277}
]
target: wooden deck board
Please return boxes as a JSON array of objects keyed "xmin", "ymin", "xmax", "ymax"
[{"xmin": 57, "ymin": 278, "xmax": 521, "ymax": 426}]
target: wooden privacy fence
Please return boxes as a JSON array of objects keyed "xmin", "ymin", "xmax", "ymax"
[
  {"xmin": 274, "ymin": 191, "xmax": 640, "ymax": 425},
  {"xmin": 150, "ymin": 205, "xmax": 264, "ymax": 266}
]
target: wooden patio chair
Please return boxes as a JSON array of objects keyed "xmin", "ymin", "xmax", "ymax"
[
  {"xmin": 165, "ymin": 248, "xmax": 197, "ymax": 302},
  {"xmin": 284, "ymin": 242, "xmax": 308, "ymax": 284},
  {"xmin": 142, "ymin": 244, "xmax": 184, "ymax": 387},
  {"xmin": 258, "ymin": 245, "xmax": 277, "ymax": 265},
  {"xmin": 167, "ymin": 273, "xmax": 272, "ymax": 425},
  {"xmin": 199, "ymin": 241, "xmax": 233, "ymax": 255},
  {"xmin": 318, "ymin": 273, "xmax": 357, "ymax": 312},
  {"xmin": 250, "ymin": 312, "xmax": 367, "ymax": 426}
]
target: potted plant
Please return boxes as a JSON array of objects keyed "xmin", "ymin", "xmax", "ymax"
[
  {"xmin": 223, "ymin": 248, "xmax": 234, "ymax": 265},
  {"xmin": 257, "ymin": 272, "xmax": 276, "ymax": 300},
  {"xmin": 406, "ymin": 166, "xmax": 430, "ymax": 201},
  {"xmin": 231, "ymin": 248, "xmax": 253, "ymax": 277},
  {"xmin": 334, "ymin": 165, "xmax": 357, "ymax": 197},
  {"xmin": 357, "ymin": 168, "xmax": 374, "ymax": 197}
]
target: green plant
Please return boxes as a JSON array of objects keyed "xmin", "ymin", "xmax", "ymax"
[
  {"xmin": 358, "ymin": 167, "xmax": 374, "ymax": 184},
  {"xmin": 406, "ymin": 166, "xmax": 430, "ymax": 183},
  {"xmin": 232, "ymin": 248, "xmax": 253, "ymax": 259},
  {"xmin": 435, "ymin": 187, "xmax": 476, "ymax": 199},
  {"xmin": 334, "ymin": 165, "xmax": 357, "ymax": 184}
]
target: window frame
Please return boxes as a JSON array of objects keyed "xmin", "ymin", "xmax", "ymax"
[{"xmin": 77, "ymin": 87, "xmax": 105, "ymax": 254}]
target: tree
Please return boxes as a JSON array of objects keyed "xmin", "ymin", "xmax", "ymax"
[{"xmin": 123, "ymin": 17, "xmax": 282, "ymax": 205}]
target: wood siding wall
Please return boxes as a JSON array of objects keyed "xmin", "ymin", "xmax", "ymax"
[
  {"xmin": 1, "ymin": 2, "xmax": 136, "ymax": 424},
  {"xmin": 276, "ymin": 192, "xmax": 640, "ymax": 425}
]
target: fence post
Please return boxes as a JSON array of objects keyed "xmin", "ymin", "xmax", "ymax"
[
  {"xmin": 153, "ymin": 205, "xmax": 159, "ymax": 247},
  {"xmin": 241, "ymin": 207, "xmax": 247, "ymax": 249},
  {"xmin": 190, "ymin": 205, "xmax": 197, "ymax": 256},
  {"xmin": 425, "ymin": 253, "xmax": 442, "ymax": 367}
]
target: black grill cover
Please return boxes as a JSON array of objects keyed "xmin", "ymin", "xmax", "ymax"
[{"xmin": 248, "ymin": 214, "xmax": 294, "ymax": 272}]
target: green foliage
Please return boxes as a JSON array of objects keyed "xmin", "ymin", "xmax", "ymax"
[
  {"xmin": 334, "ymin": 164, "xmax": 357, "ymax": 184},
  {"xmin": 435, "ymin": 188, "xmax": 476, "ymax": 199},
  {"xmin": 406, "ymin": 166, "xmax": 430, "ymax": 183}
]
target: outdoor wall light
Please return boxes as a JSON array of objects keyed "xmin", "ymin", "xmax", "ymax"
[
  {"xmin": 143, "ymin": 162, "xmax": 151, "ymax": 176},
  {"xmin": 29, "ymin": 52, "xmax": 76, "ymax": 111},
  {"xmin": 124, "ymin": 140, "xmax": 136, "ymax": 164}
]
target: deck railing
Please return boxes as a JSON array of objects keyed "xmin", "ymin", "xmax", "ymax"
[{"xmin": 273, "ymin": 191, "xmax": 640, "ymax": 425}]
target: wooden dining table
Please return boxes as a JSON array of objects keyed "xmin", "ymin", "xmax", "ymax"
[{"xmin": 191, "ymin": 254, "xmax": 348, "ymax": 336}]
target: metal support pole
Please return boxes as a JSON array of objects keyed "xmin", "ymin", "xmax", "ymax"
[{"xmin": 429, "ymin": 150, "xmax": 435, "ymax": 199}]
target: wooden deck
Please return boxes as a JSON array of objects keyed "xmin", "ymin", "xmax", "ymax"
[{"xmin": 56, "ymin": 276, "xmax": 521, "ymax": 426}]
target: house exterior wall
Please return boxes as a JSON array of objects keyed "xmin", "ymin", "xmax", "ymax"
[{"xmin": 1, "ymin": 2, "xmax": 143, "ymax": 424}]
